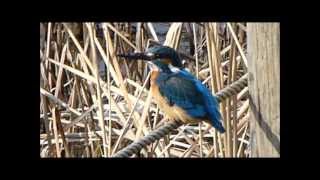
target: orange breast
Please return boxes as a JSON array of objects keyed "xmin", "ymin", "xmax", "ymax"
[{"xmin": 150, "ymin": 70, "xmax": 176, "ymax": 118}]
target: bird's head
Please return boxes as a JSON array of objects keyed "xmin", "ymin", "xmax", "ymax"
[{"xmin": 118, "ymin": 45, "xmax": 183, "ymax": 72}]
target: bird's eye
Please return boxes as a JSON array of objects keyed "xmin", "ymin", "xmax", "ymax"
[{"xmin": 146, "ymin": 52, "xmax": 155, "ymax": 58}]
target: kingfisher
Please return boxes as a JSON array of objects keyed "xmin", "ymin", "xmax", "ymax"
[{"xmin": 118, "ymin": 45, "xmax": 225, "ymax": 133}]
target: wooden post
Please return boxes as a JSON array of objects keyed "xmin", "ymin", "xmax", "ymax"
[{"xmin": 247, "ymin": 23, "xmax": 280, "ymax": 157}]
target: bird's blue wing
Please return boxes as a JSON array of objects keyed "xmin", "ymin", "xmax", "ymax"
[
  {"xmin": 156, "ymin": 72, "xmax": 207, "ymax": 118},
  {"xmin": 192, "ymin": 76, "xmax": 225, "ymax": 132},
  {"xmin": 157, "ymin": 70, "xmax": 225, "ymax": 133}
]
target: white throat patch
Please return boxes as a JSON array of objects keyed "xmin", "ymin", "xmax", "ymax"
[
  {"xmin": 168, "ymin": 64, "xmax": 181, "ymax": 73},
  {"xmin": 147, "ymin": 61, "xmax": 160, "ymax": 71}
]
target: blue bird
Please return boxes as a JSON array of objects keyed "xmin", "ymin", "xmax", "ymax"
[{"xmin": 118, "ymin": 45, "xmax": 225, "ymax": 133}]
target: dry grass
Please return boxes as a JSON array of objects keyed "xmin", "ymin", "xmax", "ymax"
[{"xmin": 40, "ymin": 22, "xmax": 249, "ymax": 158}]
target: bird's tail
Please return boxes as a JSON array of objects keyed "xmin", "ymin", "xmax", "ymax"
[
  {"xmin": 208, "ymin": 105, "xmax": 225, "ymax": 133},
  {"xmin": 212, "ymin": 120, "xmax": 225, "ymax": 133}
]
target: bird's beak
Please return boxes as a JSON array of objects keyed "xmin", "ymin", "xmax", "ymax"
[
  {"xmin": 117, "ymin": 52, "xmax": 159, "ymax": 71},
  {"xmin": 117, "ymin": 52, "xmax": 155, "ymax": 61}
]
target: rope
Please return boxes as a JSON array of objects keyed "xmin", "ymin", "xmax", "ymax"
[{"xmin": 112, "ymin": 73, "xmax": 248, "ymax": 157}]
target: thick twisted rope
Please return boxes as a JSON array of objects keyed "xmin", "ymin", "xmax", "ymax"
[{"xmin": 112, "ymin": 73, "xmax": 248, "ymax": 157}]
